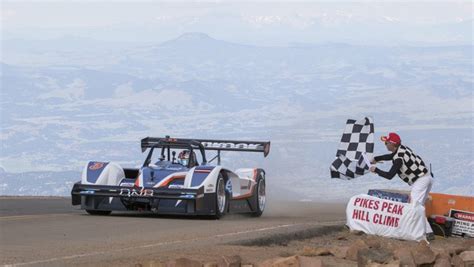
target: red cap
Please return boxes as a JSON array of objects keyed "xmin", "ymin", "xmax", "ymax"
[{"xmin": 381, "ymin": 132, "xmax": 401, "ymax": 145}]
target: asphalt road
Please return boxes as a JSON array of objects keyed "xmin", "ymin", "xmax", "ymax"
[{"xmin": 0, "ymin": 197, "xmax": 346, "ymax": 266}]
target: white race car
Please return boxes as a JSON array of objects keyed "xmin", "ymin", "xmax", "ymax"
[{"xmin": 71, "ymin": 136, "xmax": 270, "ymax": 218}]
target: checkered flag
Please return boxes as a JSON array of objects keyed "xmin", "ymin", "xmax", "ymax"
[{"xmin": 330, "ymin": 117, "xmax": 374, "ymax": 179}]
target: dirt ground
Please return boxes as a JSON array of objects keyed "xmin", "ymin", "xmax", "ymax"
[{"xmin": 99, "ymin": 224, "xmax": 473, "ymax": 267}]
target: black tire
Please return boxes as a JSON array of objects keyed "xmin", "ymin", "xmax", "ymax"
[
  {"xmin": 214, "ymin": 174, "xmax": 228, "ymax": 219},
  {"xmin": 252, "ymin": 176, "xmax": 266, "ymax": 217},
  {"xmin": 85, "ymin": 210, "xmax": 112, "ymax": 216},
  {"xmin": 431, "ymin": 223, "xmax": 445, "ymax": 237}
]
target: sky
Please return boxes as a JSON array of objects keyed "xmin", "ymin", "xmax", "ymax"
[{"xmin": 1, "ymin": 1, "xmax": 472, "ymax": 45}]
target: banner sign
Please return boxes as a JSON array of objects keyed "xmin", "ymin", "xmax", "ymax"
[
  {"xmin": 367, "ymin": 189, "xmax": 410, "ymax": 203},
  {"xmin": 449, "ymin": 209, "xmax": 474, "ymax": 237},
  {"xmin": 346, "ymin": 194, "xmax": 427, "ymax": 241}
]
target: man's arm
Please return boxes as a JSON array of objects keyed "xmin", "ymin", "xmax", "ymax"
[
  {"xmin": 373, "ymin": 158, "xmax": 402, "ymax": 180},
  {"xmin": 373, "ymin": 152, "xmax": 396, "ymax": 162}
]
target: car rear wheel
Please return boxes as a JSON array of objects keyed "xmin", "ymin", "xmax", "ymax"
[
  {"xmin": 252, "ymin": 176, "xmax": 265, "ymax": 217},
  {"xmin": 214, "ymin": 175, "xmax": 227, "ymax": 219},
  {"xmin": 86, "ymin": 210, "xmax": 112, "ymax": 216}
]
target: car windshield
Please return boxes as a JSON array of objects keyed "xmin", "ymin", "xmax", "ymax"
[{"xmin": 149, "ymin": 148, "xmax": 204, "ymax": 168}]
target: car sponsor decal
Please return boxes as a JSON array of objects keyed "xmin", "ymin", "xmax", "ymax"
[
  {"xmin": 119, "ymin": 188, "xmax": 154, "ymax": 197},
  {"xmin": 89, "ymin": 162, "xmax": 105, "ymax": 170},
  {"xmin": 225, "ymin": 179, "xmax": 232, "ymax": 194},
  {"xmin": 168, "ymin": 184, "xmax": 184, "ymax": 189},
  {"xmin": 202, "ymin": 142, "xmax": 262, "ymax": 150}
]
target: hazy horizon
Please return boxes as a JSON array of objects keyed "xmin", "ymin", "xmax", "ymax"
[
  {"xmin": 1, "ymin": 1, "xmax": 472, "ymax": 199},
  {"xmin": 2, "ymin": 1, "xmax": 472, "ymax": 46}
]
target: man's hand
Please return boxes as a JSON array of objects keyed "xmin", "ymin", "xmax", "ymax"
[
  {"xmin": 370, "ymin": 159, "xmax": 377, "ymax": 164},
  {"xmin": 370, "ymin": 166, "xmax": 377, "ymax": 173}
]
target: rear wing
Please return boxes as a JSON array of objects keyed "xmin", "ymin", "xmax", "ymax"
[{"xmin": 141, "ymin": 136, "xmax": 270, "ymax": 157}]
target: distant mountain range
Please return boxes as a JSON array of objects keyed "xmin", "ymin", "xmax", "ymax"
[{"xmin": 1, "ymin": 33, "xmax": 472, "ymax": 199}]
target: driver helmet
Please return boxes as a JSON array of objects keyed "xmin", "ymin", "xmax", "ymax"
[{"xmin": 178, "ymin": 150, "xmax": 194, "ymax": 166}]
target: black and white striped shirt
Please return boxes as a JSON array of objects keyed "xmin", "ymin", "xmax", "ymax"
[{"xmin": 374, "ymin": 145, "xmax": 428, "ymax": 185}]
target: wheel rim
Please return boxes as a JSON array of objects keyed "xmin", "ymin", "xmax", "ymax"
[
  {"xmin": 258, "ymin": 179, "xmax": 266, "ymax": 211},
  {"xmin": 217, "ymin": 179, "xmax": 226, "ymax": 213}
]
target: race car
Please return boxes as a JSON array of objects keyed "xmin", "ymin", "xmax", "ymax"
[{"xmin": 71, "ymin": 136, "xmax": 270, "ymax": 218}]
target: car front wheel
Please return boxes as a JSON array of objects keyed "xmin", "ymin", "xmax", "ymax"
[
  {"xmin": 214, "ymin": 174, "xmax": 227, "ymax": 219},
  {"xmin": 252, "ymin": 176, "xmax": 265, "ymax": 217}
]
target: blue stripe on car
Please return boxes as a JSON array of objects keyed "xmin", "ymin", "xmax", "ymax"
[
  {"xmin": 190, "ymin": 166, "xmax": 215, "ymax": 187},
  {"xmin": 86, "ymin": 162, "xmax": 109, "ymax": 183},
  {"xmin": 141, "ymin": 166, "xmax": 187, "ymax": 187}
]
